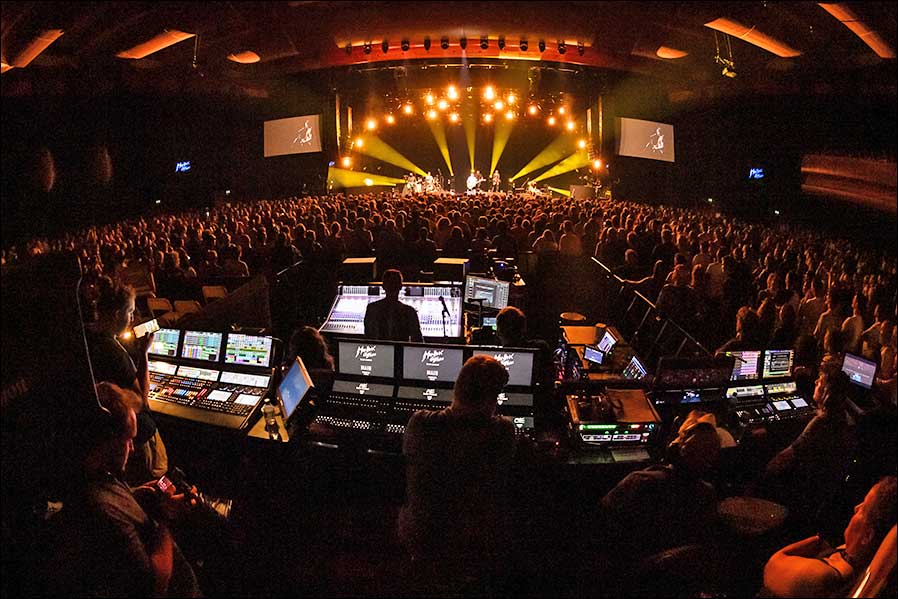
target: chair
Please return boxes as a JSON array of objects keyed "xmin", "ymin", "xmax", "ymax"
[
  {"xmin": 202, "ymin": 285, "xmax": 228, "ymax": 304},
  {"xmin": 848, "ymin": 524, "xmax": 897, "ymax": 598},
  {"xmin": 174, "ymin": 300, "xmax": 202, "ymax": 316},
  {"xmin": 147, "ymin": 297, "xmax": 174, "ymax": 319}
]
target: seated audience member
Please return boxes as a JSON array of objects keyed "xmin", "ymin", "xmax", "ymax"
[
  {"xmin": 756, "ymin": 360, "xmax": 856, "ymax": 519},
  {"xmin": 363, "ymin": 269, "xmax": 423, "ymax": 342},
  {"xmin": 398, "ymin": 356, "xmax": 515, "ymax": 582},
  {"xmin": 601, "ymin": 411, "xmax": 722, "ymax": 559},
  {"xmin": 716, "ymin": 306, "xmax": 764, "ymax": 354},
  {"xmin": 48, "ymin": 383, "xmax": 200, "ymax": 597},
  {"xmin": 762, "ymin": 475, "xmax": 897, "ymax": 598},
  {"xmin": 85, "ymin": 277, "xmax": 167, "ymax": 485},
  {"xmin": 219, "ymin": 244, "xmax": 250, "ymax": 277}
]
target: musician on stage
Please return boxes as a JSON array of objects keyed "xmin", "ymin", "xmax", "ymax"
[{"xmin": 491, "ymin": 170, "xmax": 501, "ymax": 192}]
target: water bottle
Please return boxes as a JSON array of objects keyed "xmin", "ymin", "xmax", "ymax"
[{"xmin": 261, "ymin": 398, "xmax": 280, "ymax": 440}]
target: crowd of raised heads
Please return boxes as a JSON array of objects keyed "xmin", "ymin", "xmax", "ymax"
[{"xmin": 3, "ymin": 191, "xmax": 896, "ymax": 374}]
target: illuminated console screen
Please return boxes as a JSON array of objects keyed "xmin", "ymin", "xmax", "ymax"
[
  {"xmin": 337, "ymin": 341, "xmax": 395, "ymax": 378},
  {"xmin": 176, "ymin": 366, "xmax": 219, "ymax": 381},
  {"xmin": 149, "ymin": 328, "xmax": 181, "ymax": 357},
  {"xmin": 225, "ymin": 334, "xmax": 273, "ymax": 367},
  {"xmin": 465, "ymin": 276, "xmax": 510, "ymax": 310},
  {"xmin": 597, "ymin": 329, "xmax": 618, "ymax": 354},
  {"xmin": 402, "ymin": 345, "xmax": 465, "ymax": 382},
  {"xmin": 279, "ymin": 358, "xmax": 313, "ymax": 421},
  {"xmin": 332, "ymin": 379, "xmax": 394, "ymax": 397},
  {"xmin": 762, "ymin": 349, "xmax": 793, "ymax": 379},
  {"xmin": 181, "ymin": 331, "xmax": 223, "ymax": 363},
  {"xmin": 472, "ymin": 349, "xmax": 535, "ymax": 387},
  {"xmin": 396, "ymin": 386, "xmax": 454, "ymax": 405},
  {"xmin": 842, "ymin": 353, "xmax": 877, "ymax": 389},
  {"xmin": 148, "ymin": 360, "xmax": 177, "ymax": 375},
  {"xmin": 727, "ymin": 351, "xmax": 761, "ymax": 381}
]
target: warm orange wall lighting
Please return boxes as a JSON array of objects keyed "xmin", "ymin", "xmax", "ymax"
[
  {"xmin": 227, "ymin": 51, "xmax": 261, "ymax": 64},
  {"xmin": 11, "ymin": 29, "xmax": 64, "ymax": 67},
  {"xmin": 656, "ymin": 46, "xmax": 688, "ymax": 59},
  {"xmin": 117, "ymin": 29, "xmax": 195, "ymax": 60},
  {"xmin": 818, "ymin": 3, "xmax": 896, "ymax": 59},
  {"xmin": 705, "ymin": 18, "xmax": 802, "ymax": 58}
]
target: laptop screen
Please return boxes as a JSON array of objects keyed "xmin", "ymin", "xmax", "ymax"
[
  {"xmin": 279, "ymin": 358, "xmax": 313, "ymax": 422},
  {"xmin": 842, "ymin": 353, "xmax": 877, "ymax": 389}
]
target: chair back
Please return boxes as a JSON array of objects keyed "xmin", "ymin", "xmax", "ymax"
[
  {"xmin": 147, "ymin": 297, "xmax": 173, "ymax": 317},
  {"xmin": 849, "ymin": 525, "xmax": 898, "ymax": 598},
  {"xmin": 202, "ymin": 285, "xmax": 228, "ymax": 303},
  {"xmin": 174, "ymin": 300, "xmax": 202, "ymax": 315}
]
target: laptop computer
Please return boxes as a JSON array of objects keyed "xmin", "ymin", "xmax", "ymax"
[{"xmin": 278, "ymin": 357, "xmax": 315, "ymax": 428}]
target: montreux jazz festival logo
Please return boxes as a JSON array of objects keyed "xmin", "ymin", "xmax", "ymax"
[
  {"xmin": 421, "ymin": 349, "xmax": 445, "ymax": 367},
  {"xmin": 356, "ymin": 345, "xmax": 377, "ymax": 362},
  {"xmin": 493, "ymin": 352, "xmax": 516, "ymax": 369}
]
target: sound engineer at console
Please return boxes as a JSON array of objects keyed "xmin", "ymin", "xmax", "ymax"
[
  {"xmin": 364, "ymin": 269, "xmax": 423, "ymax": 342},
  {"xmin": 496, "ymin": 307, "xmax": 553, "ymax": 387}
]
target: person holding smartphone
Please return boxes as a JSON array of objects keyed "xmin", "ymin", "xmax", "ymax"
[{"xmin": 85, "ymin": 277, "xmax": 167, "ymax": 485}]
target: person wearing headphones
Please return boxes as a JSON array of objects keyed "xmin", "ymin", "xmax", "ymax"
[{"xmin": 601, "ymin": 410, "xmax": 723, "ymax": 559}]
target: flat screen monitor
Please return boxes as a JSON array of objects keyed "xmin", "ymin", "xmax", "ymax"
[
  {"xmin": 622, "ymin": 356, "xmax": 648, "ymax": 380},
  {"xmin": 219, "ymin": 371, "xmax": 271, "ymax": 388},
  {"xmin": 278, "ymin": 358, "xmax": 314, "ymax": 422},
  {"xmin": 496, "ymin": 391, "xmax": 534, "ymax": 407},
  {"xmin": 332, "ymin": 379, "xmax": 394, "ymax": 397},
  {"xmin": 147, "ymin": 360, "xmax": 177, "ymax": 375},
  {"xmin": 402, "ymin": 345, "xmax": 465, "ymax": 383},
  {"xmin": 396, "ymin": 386, "xmax": 454, "ymax": 405},
  {"xmin": 176, "ymin": 366, "xmax": 219, "ymax": 381},
  {"xmin": 617, "ymin": 117, "xmax": 675, "ymax": 163},
  {"xmin": 149, "ymin": 328, "xmax": 181, "ymax": 357},
  {"xmin": 465, "ymin": 276, "xmax": 510, "ymax": 310},
  {"xmin": 727, "ymin": 350, "xmax": 762, "ymax": 381},
  {"xmin": 180, "ymin": 331, "xmax": 223, "ymax": 363},
  {"xmin": 482, "ymin": 316, "xmax": 497, "ymax": 328},
  {"xmin": 337, "ymin": 340, "xmax": 395, "ymax": 378},
  {"xmin": 472, "ymin": 348, "xmax": 535, "ymax": 387},
  {"xmin": 584, "ymin": 345, "xmax": 604, "ymax": 366},
  {"xmin": 842, "ymin": 353, "xmax": 877, "ymax": 390},
  {"xmin": 790, "ymin": 397, "xmax": 809, "ymax": 408},
  {"xmin": 772, "ymin": 400, "xmax": 793, "ymax": 412},
  {"xmin": 224, "ymin": 333, "xmax": 274, "ymax": 367},
  {"xmin": 263, "ymin": 114, "xmax": 322, "ymax": 157},
  {"xmin": 597, "ymin": 329, "xmax": 618, "ymax": 354},
  {"xmin": 762, "ymin": 349, "xmax": 794, "ymax": 379}
]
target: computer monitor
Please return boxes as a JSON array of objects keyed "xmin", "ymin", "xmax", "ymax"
[
  {"xmin": 842, "ymin": 353, "xmax": 877, "ymax": 390},
  {"xmin": 278, "ymin": 357, "xmax": 314, "ymax": 423},
  {"xmin": 402, "ymin": 345, "xmax": 465, "ymax": 383},
  {"xmin": 727, "ymin": 350, "xmax": 762, "ymax": 381},
  {"xmin": 337, "ymin": 340, "xmax": 395, "ymax": 378},
  {"xmin": 332, "ymin": 379, "xmax": 395, "ymax": 397},
  {"xmin": 465, "ymin": 276, "xmax": 511, "ymax": 310},
  {"xmin": 584, "ymin": 345, "xmax": 604, "ymax": 366},
  {"xmin": 180, "ymin": 330, "xmax": 223, "ymax": 362},
  {"xmin": 482, "ymin": 315, "xmax": 497, "ymax": 328},
  {"xmin": 175, "ymin": 365, "xmax": 220, "ymax": 381},
  {"xmin": 396, "ymin": 385, "xmax": 454, "ymax": 405},
  {"xmin": 149, "ymin": 328, "xmax": 181, "ymax": 357},
  {"xmin": 224, "ymin": 333, "xmax": 274, "ymax": 367},
  {"xmin": 472, "ymin": 348, "xmax": 535, "ymax": 387},
  {"xmin": 597, "ymin": 329, "xmax": 618, "ymax": 354},
  {"xmin": 762, "ymin": 349, "xmax": 793, "ymax": 379},
  {"xmin": 622, "ymin": 356, "xmax": 648, "ymax": 380}
]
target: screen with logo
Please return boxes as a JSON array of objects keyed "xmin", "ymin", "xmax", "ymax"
[
  {"xmin": 762, "ymin": 349, "xmax": 794, "ymax": 379},
  {"xmin": 842, "ymin": 353, "xmax": 877, "ymax": 389},
  {"xmin": 472, "ymin": 349, "xmax": 535, "ymax": 387},
  {"xmin": 149, "ymin": 328, "xmax": 181, "ymax": 357},
  {"xmin": 224, "ymin": 334, "xmax": 273, "ymax": 367},
  {"xmin": 279, "ymin": 358, "xmax": 313, "ymax": 421},
  {"xmin": 337, "ymin": 341, "xmax": 395, "ymax": 378},
  {"xmin": 496, "ymin": 391, "xmax": 534, "ymax": 407},
  {"xmin": 396, "ymin": 386, "xmax": 454, "ymax": 405},
  {"xmin": 402, "ymin": 345, "xmax": 465, "ymax": 382},
  {"xmin": 332, "ymin": 379, "xmax": 394, "ymax": 397}
]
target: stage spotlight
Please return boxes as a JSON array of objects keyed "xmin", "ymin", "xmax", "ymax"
[
  {"xmin": 401, "ymin": 39, "xmax": 410, "ymax": 52},
  {"xmin": 382, "ymin": 40, "xmax": 389, "ymax": 53},
  {"xmin": 578, "ymin": 42, "xmax": 585, "ymax": 56},
  {"xmin": 364, "ymin": 178, "xmax": 374, "ymax": 186},
  {"xmin": 558, "ymin": 106, "xmax": 566, "ymax": 115},
  {"xmin": 578, "ymin": 139, "xmax": 587, "ymax": 149},
  {"xmin": 484, "ymin": 86, "xmax": 495, "ymax": 100},
  {"xmin": 547, "ymin": 116, "xmax": 557, "ymax": 126},
  {"xmin": 425, "ymin": 93, "xmax": 434, "ymax": 105},
  {"xmin": 538, "ymin": 40, "xmax": 546, "ymax": 52},
  {"xmin": 592, "ymin": 159, "xmax": 602, "ymax": 169},
  {"xmin": 498, "ymin": 37, "xmax": 505, "ymax": 50},
  {"xmin": 528, "ymin": 104, "xmax": 539, "ymax": 115},
  {"xmin": 494, "ymin": 100, "xmax": 504, "ymax": 110},
  {"xmin": 449, "ymin": 112, "xmax": 459, "ymax": 123},
  {"xmin": 441, "ymin": 36, "xmax": 449, "ymax": 50},
  {"xmin": 364, "ymin": 42, "xmax": 372, "ymax": 54},
  {"xmin": 438, "ymin": 99, "xmax": 448, "ymax": 110},
  {"xmin": 385, "ymin": 114, "xmax": 395, "ymax": 124},
  {"xmin": 520, "ymin": 39, "xmax": 528, "ymax": 51},
  {"xmin": 505, "ymin": 110, "xmax": 515, "ymax": 120},
  {"xmin": 403, "ymin": 104, "xmax": 413, "ymax": 114},
  {"xmin": 566, "ymin": 121, "xmax": 575, "ymax": 131},
  {"xmin": 460, "ymin": 36, "xmax": 467, "ymax": 50},
  {"xmin": 342, "ymin": 156, "xmax": 352, "ymax": 168},
  {"xmin": 366, "ymin": 118, "xmax": 377, "ymax": 130},
  {"xmin": 480, "ymin": 36, "xmax": 488, "ymax": 50},
  {"xmin": 447, "ymin": 85, "xmax": 458, "ymax": 100},
  {"xmin": 424, "ymin": 37, "xmax": 431, "ymax": 51},
  {"xmin": 507, "ymin": 93, "xmax": 516, "ymax": 104},
  {"xmin": 427, "ymin": 109, "xmax": 438, "ymax": 120},
  {"xmin": 483, "ymin": 113, "xmax": 493, "ymax": 123},
  {"xmin": 558, "ymin": 41, "xmax": 566, "ymax": 54},
  {"xmin": 355, "ymin": 138, "xmax": 364, "ymax": 148}
]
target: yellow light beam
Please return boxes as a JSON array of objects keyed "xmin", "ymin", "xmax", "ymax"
[
  {"xmin": 547, "ymin": 186, "xmax": 572, "ymax": 197},
  {"xmin": 327, "ymin": 167, "xmax": 406, "ymax": 189},
  {"xmin": 355, "ymin": 135, "xmax": 427, "ymax": 176},
  {"xmin": 531, "ymin": 150, "xmax": 591, "ymax": 183},
  {"xmin": 463, "ymin": 110, "xmax": 476, "ymax": 171},
  {"xmin": 512, "ymin": 134, "xmax": 571, "ymax": 181},
  {"xmin": 490, "ymin": 117, "xmax": 514, "ymax": 177},
  {"xmin": 426, "ymin": 118, "xmax": 454, "ymax": 176}
]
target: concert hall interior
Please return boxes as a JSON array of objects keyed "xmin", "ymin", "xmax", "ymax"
[{"xmin": 3, "ymin": 1, "xmax": 898, "ymax": 597}]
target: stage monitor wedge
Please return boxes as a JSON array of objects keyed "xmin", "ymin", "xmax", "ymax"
[
  {"xmin": 617, "ymin": 117, "xmax": 675, "ymax": 163},
  {"xmin": 264, "ymin": 115, "xmax": 322, "ymax": 157}
]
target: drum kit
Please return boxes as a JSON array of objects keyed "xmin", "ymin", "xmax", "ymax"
[{"xmin": 402, "ymin": 172, "xmax": 445, "ymax": 195}]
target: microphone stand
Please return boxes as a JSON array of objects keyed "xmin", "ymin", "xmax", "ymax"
[{"xmin": 441, "ymin": 308, "xmax": 449, "ymax": 338}]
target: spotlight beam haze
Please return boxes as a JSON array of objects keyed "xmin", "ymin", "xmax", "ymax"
[
  {"xmin": 355, "ymin": 135, "xmax": 427, "ymax": 176},
  {"xmin": 531, "ymin": 150, "xmax": 591, "ymax": 183},
  {"xmin": 512, "ymin": 134, "xmax": 571, "ymax": 181},
  {"xmin": 490, "ymin": 116, "xmax": 515, "ymax": 177},
  {"xmin": 463, "ymin": 107, "xmax": 476, "ymax": 171},
  {"xmin": 327, "ymin": 167, "xmax": 406, "ymax": 188},
  {"xmin": 427, "ymin": 118, "xmax": 454, "ymax": 176}
]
